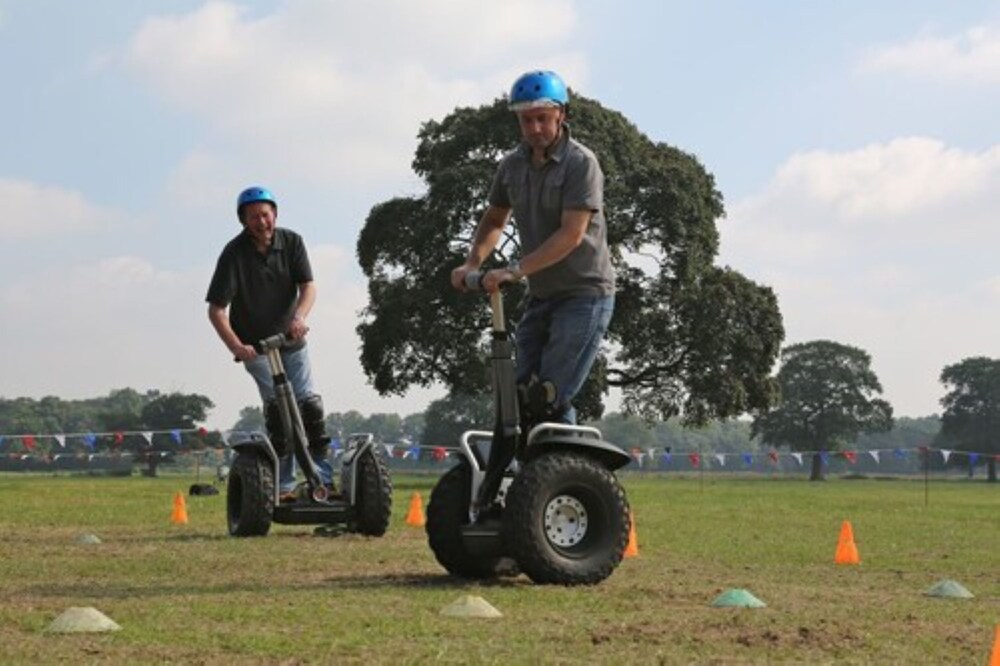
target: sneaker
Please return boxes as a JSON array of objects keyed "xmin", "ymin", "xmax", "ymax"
[{"xmin": 278, "ymin": 490, "xmax": 298, "ymax": 504}]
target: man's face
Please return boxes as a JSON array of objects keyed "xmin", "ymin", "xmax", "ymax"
[
  {"xmin": 240, "ymin": 201, "xmax": 277, "ymax": 247},
  {"xmin": 516, "ymin": 106, "xmax": 564, "ymax": 150}
]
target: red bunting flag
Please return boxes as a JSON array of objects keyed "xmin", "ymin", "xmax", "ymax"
[
  {"xmin": 768, "ymin": 450, "xmax": 779, "ymax": 464},
  {"xmin": 114, "ymin": 432, "xmax": 124, "ymax": 445},
  {"xmin": 197, "ymin": 427, "xmax": 208, "ymax": 437},
  {"xmin": 843, "ymin": 451, "xmax": 857, "ymax": 464},
  {"xmin": 688, "ymin": 452, "xmax": 701, "ymax": 468},
  {"xmin": 22, "ymin": 435, "xmax": 36, "ymax": 451},
  {"xmin": 432, "ymin": 446, "xmax": 447, "ymax": 462}
]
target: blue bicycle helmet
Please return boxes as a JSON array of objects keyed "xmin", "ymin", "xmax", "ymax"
[
  {"xmin": 236, "ymin": 186, "xmax": 277, "ymax": 219},
  {"xmin": 508, "ymin": 70, "xmax": 569, "ymax": 111}
]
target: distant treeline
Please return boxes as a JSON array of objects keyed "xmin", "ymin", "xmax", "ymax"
[{"xmin": 1, "ymin": 389, "xmax": 940, "ymax": 454}]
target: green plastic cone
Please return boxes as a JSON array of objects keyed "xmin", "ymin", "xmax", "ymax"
[
  {"xmin": 924, "ymin": 579, "xmax": 974, "ymax": 599},
  {"xmin": 711, "ymin": 589, "xmax": 767, "ymax": 608}
]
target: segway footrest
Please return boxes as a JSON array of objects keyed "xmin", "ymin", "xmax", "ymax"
[{"xmin": 273, "ymin": 501, "xmax": 353, "ymax": 525}]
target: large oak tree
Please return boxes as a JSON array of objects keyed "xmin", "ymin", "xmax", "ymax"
[
  {"xmin": 357, "ymin": 95, "xmax": 783, "ymax": 424},
  {"xmin": 938, "ymin": 356, "xmax": 1000, "ymax": 482},
  {"xmin": 752, "ymin": 340, "xmax": 893, "ymax": 480}
]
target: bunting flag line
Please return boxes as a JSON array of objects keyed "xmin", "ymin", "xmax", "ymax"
[{"xmin": 2, "ymin": 426, "xmax": 998, "ymax": 471}]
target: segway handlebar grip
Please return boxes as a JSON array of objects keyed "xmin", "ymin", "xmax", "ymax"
[
  {"xmin": 464, "ymin": 270, "xmax": 516, "ymax": 292},
  {"xmin": 258, "ymin": 333, "xmax": 288, "ymax": 352},
  {"xmin": 234, "ymin": 333, "xmax": 290, "ymax": 362},
  {"xmin": 464, "ymin": 271, "xmax": 485, "ymax": 292}
]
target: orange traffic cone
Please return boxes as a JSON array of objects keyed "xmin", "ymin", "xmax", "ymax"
[
  {"xmin": 405, "ymin": 492, "xmax": 425, "ymax": 527},
  {"xmin": 624, "ymin": 510, "xmax": 639, "ymax": 558},
  {"xmin": 989, "ymin": 624, "xmax": 999, "ymax": 666},
  {"xmin": 171, "ymin": 491, "xmax": 189, "ymax": 525},
  {"xmin": 834, "ymin": 520, "xmax": 859, "ymax": 565}
]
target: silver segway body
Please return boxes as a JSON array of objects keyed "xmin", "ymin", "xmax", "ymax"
[
  {"xmin": 227, "ymin": 334, "xmax": 392, "ymax": 537},
  {"xmin": 425, "ymin": 272, "xmax": 632, "ymax": 585}
]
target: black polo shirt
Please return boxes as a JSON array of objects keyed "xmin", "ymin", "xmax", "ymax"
[{"xmin": 206, "ymin": 227, "xmax": 313, "ymax": 350}]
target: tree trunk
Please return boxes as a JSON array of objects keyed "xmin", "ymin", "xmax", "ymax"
[
  {"xmin": 809, "ymin": 452, "xmax": 825, "ymax": 481},
  {"xmin": 989, "ymin": 458, "xmax": 997, "ymax": 483}
]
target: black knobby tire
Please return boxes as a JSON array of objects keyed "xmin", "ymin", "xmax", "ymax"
[
  {"xmin": 350, "ymin": 447, "xmax": 393, "ymax": 536},
  {"xmin": 227, "ymin": 451, "xmax": 274, "ymax": 537},
  {"xmin": 426, "ymin": 461, "xmax": 507, "ymax": 579},
  {"xmin": 505, "ymin": 452, "xmax": 630, "ymax": 585}
]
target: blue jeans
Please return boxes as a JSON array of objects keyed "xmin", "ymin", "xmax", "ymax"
[
  {"xmin": 514, "ymin": 294, "xmax": 614, "ymax": 425},
  {"xmin": 243, "ymin": 345, "xmax": 333, "ymax": 490}
]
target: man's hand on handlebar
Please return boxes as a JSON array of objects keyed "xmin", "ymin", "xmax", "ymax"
[
  {"xmin": 451, "ymin": 263, "xmax": 477, "ymax": 291},
  {"xmin": 287, "ymin": 315, "xmax": 309, "ymax": 341},
  {"xmin": 482, "ymin": 268, "xmax": 519, "ymax": 294},
  {"xmin": 231, "ymin": 343, "xmax": 258, "ymax": 362},
  {"xmin": 453, "ymin": 262, "xmax": 522, "ymax": 294}
]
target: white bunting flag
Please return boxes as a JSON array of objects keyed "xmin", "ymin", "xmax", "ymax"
[
  {"xmin": 791, "ymin": 452, "xmax": 803, "ymax": 466},
  {"xmin": 714, "ymin": 453, "xmax": 726, "ymax": 467},
  {"xmin": 54, "ymin": 434, "xmax": 65, "ymax": 448},
  {"xmin": 868, "ymin": 450, "xmax": 880, "ymax": 464},
  {"xmin": 141, "ymin": 431, "xmax": 154, "ymax": 446},
  {"xmin": 941, "ymin": 449, "xmax": 952, "ymax": 464}
]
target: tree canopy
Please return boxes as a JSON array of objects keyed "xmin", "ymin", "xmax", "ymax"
[
  {"xmin": 938, "ymin": 356, "xmax": 1000, "ymax": 481},
  {"xmin": 0, "ymin": 388, "xmax": 217, "ymax": 455},
  {"xmin": 751, "ymin": 340, "xmax": 893, "ymax": 479},
  {"xmin": 356, "ymin": 94, "xmax": 783, "ymax": 423}
]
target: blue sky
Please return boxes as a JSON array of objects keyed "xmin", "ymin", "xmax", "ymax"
[{"xmin": 2, "ymin": 1, "xmax": 999, "ymax": 429}]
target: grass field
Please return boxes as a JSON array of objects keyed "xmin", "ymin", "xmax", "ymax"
[{"xmin": 0, "ymin": 471, "xmax": 997, "ymax": 663}]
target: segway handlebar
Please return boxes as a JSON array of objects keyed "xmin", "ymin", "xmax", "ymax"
[
  {"xmin": 463, "ymin": 271, "xmax": 511, "ymax": 335},
  {"xmin": 232, "ymin": 333, "xmax": 293, "ymax": 362},
  {"xmin": 465, "ymin": 268, "xmax": 525, "ymax": 291}
]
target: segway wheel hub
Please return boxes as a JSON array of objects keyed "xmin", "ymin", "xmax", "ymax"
[{"xmin": 544, "ymin": 495, "xmax": 588, "ymax": 547}]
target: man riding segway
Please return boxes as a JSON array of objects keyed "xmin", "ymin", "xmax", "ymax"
[
  {"xmin": 208, "ymin": 186, "xmax": 391, "ymax": 537},
  {"xmin": 428, "ymin": 71, "xmax": 631, "ymax": 585}
]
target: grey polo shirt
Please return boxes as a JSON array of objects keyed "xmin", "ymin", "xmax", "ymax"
[
  {"xmin": 206, "ymin": 227, "xmax": 313, "ymax": 350},
  {"xmin": 488, "ymin": 125, "xmax": 615, "ymax": 299}
]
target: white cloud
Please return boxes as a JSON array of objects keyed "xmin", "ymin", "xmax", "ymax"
[
  {"xmin": 727, "ymin": 137, "xmax": 1000, "ymax": 266},
  {"xmin": 0, "ymin": 244, "xmax": 441, "ymax": 429},
  {"xmin": 720, "ymin": 137, "xmax": 1000, "ymax": 416},
  {"xmin": 0, "ymin": 179, "xmax": 122, "ymax": 239},
  {"xmin": 123, "ymin": 0, "xmax": 586, "ymax": 186},
  {"xmin": 861, "ymin": 24, "xmax": 1000, "ymax": 84}
]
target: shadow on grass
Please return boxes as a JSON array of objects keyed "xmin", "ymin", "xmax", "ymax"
[
  {"xmin": 22, "ymin": 570, "xmax": 526, "ymax": 600},
  {"xmin": 319, "ymin": 571, "xmax": 526, "ymax": 590}
]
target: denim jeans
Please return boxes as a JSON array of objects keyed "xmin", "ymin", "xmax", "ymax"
[
  {"xmin": 514, "ymin": 294, "xmax": 614, "ymax": 425},
  {"xmin": 243, "ymin": 345, "xmax": 333, "ymax": 490}
]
